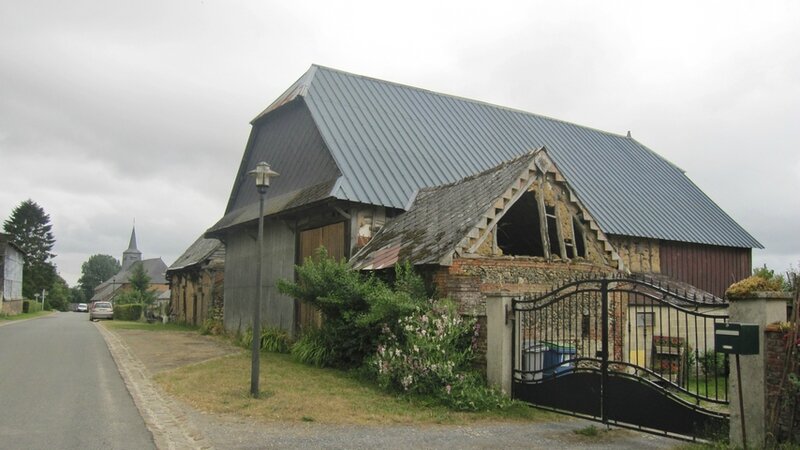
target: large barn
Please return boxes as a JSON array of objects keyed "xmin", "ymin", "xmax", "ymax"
[{"xmin": 207, "ymin": 65, "xmax": 761, "ymax": 337}]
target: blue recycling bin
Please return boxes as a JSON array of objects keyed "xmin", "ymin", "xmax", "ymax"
[{"xmin": 542, "ymin": 343, "xmax": 576, "ymax": 376}]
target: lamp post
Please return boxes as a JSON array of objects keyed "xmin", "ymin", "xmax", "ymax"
[{"xmin": 248, "ymin": 161, "xmax": 279, "ymax": 398}]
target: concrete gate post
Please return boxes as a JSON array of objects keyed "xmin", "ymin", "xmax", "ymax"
[
  {"xmin": 728, "ymin": 291, "xmax": 791, "ymax": 448},
  {"xmin": 486, "ymin": 295, "xmax": 513, "ymax": 395}
]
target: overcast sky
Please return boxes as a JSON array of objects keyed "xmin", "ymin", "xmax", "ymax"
[{"xmin": 1, "ymin": 1, "xmax": 798, "ymax": 286}]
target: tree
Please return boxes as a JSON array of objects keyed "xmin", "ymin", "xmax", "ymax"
[
  {"xmin": 70, "ymin": 286, "xmax": 86, "ymax": 305},
  {"xmin": 3, "ymin": 199, "xmax": 56, "ymax": 299},
  {"xmin": 46, "ymin": 275, "xmax": 70, "ymax": 311},
  {"xmin": 78, "ymin": 254, "xmax": 121, "ymax": 300},
  {"xmin": 116, "ymin": 262, "xmax": 156, "ymax": 305}
]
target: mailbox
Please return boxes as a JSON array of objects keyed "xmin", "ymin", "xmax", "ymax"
[{"xmin": 714, "ymin": 322, "xmax": 759, "ymax": 355}]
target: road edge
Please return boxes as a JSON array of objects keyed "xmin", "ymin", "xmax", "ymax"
[{"xmin": 96, "ymin": 322, "xmax": 212, "ymax": 450}]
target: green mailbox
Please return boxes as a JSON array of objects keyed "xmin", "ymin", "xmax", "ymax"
[{"xmin": 714, "ymin": 322, "xmax": 759, "ymax": 355}]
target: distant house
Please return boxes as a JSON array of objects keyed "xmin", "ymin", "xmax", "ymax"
[
  {"xmin": 207, "ymin": 65, "xmax": 761, "ymax": 338},
  {"xmin": 166, "ymin": 235, "xmax": 225, "ymax": 326},
  {"xmin": 0, "ymin": 233, "xmax": 24, "ymax": 315},
  {"xmin": 91, "ymin": 227, "xmax": 168, "ymax": 304}
]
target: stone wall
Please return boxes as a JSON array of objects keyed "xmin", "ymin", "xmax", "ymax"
[
  {"xmin": 765, "ymin": 325, "xmax": 800, "ymax": 443},
  {"xmin": 433, "ymin": 256, "xmax": 615, "ymax": 315},
  {"xmin": 431, "ymin": 256, "xmax": 617, "ymax": 373},
  {"xmin": 1, "ymin": 299, "xmax": 22, "ymax": 315},
  {"xmin": 609, "ymin": 236, "xmax": 660, "ymax": 273}
]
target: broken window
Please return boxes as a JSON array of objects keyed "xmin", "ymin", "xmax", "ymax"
[
  {"xmin": 495, "ymin": 189, "xmax": 589, "ymax": 260},
  {"xmin": 572, "ymin": 216, "xmax": 586, "ymax": 258},
  {"xmin": 544, "ymin": 205, "xmax": 561, "ymax": 258},
  {"xmin": 496, "ymin": 192, "xmax": 545, "ymax": 256}
]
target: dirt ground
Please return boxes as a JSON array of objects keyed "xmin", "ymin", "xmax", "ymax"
[{"xmin": 110, "ymin": 328, "xmax": 240, "ymax": 374}]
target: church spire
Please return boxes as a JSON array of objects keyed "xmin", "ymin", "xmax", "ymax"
[{"xmin": 122, "ymin": 225, "xmax": 142, "ymax": 271}]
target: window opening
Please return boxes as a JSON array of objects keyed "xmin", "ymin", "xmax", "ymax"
[
  {"xmin": 544, "ymin": 205, "xmax": 560, "ymax": 258},
  {"xmin": 496, "ymin": 192, "xmax": 544, "ymax": 256},
  {"xmin": 572, "ymin": 216, "xmax": 586, "ymax": 257}
]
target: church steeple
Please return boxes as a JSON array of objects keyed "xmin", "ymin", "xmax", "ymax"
[{"xmin": 122, "ymin": 226, "xmax": 142, "ymax": 270}]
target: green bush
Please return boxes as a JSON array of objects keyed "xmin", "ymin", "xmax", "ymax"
[
  {"xmin": 291, "ymin": 328, "xmax": 333, "ymax": 367},
  {"xmin": 261, "ymin": 327, "xmax": 291, "ymax": 353},
  {"xmin": 698, "ymin": 351, "xmax": 727, "ymax": 376},
  {"xmin": 278, "ymin": 250, "xmax": 427, "ymax": 368},
  {"xmin": 199, "ymin": 318, "xmax": 224, "ymax": 336},
  {"xmin": 235, "ymin": 326, "xmax": 291, "ymax": 354},
  {"xmin": 24, "ymin": 300, "xmax": 43, "ymax": 314},
  {"xmin": 113, "ymin": 303, "xmax": 143, "ymax": 321}
]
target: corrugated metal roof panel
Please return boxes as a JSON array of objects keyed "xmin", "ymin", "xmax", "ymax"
[{"xmin": 298, "ymin": 66, "xmax": 760, "ymax": 249}]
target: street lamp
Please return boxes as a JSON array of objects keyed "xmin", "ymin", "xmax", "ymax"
[{"xmin": 248, "ymin": 161, "xmax": 279, "ymax": 398}]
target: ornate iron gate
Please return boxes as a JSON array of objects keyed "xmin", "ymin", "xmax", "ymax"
[{"xmin": 512, "ymin": 274, "xmax": 730, "ymax": 439}]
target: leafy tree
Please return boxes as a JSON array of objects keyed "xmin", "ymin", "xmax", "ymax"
[
  {"xmin": 3, "ymin": 199, "xmax": 56, "ymax": 298},
  {"xmin": 116, "ymin": 262, "xmax": 156, "ymax": 306},
  {"xmin": 46, "ymin": 275, "xmax": 70, "ymax": 311},
  {"xmin": 129, "ymin": 262, "xmax": 156, "ymax": 304},
  {"xmin": 78, "ymin": 254, "xmax": 121, "ymax": 300},
  {"xmin": 70, "ymin": 286, "xmax": 86, "ymax": 305}
]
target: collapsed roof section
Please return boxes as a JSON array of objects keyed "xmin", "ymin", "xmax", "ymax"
[{"xmin": 350, "ymin": 148, "xmax": 624, "ymax": 271}]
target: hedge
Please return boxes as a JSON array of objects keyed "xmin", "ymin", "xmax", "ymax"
[{"xmin": 113, "ymin": 303, "xmax": 143, "ymax": 321}]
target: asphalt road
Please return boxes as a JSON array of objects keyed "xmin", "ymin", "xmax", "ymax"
[{"xmin": 0, "ymin": 312, "xmax": 155, "ymax": 449}]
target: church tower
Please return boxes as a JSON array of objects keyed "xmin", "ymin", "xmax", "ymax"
[{"xmin": 121, "ymin": 226, "xmax": 142, "ymax": 270}]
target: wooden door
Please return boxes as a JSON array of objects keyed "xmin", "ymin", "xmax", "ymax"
[{"xmin": 296, "ymin": 222, "xmax": 345, "ymax": 332}]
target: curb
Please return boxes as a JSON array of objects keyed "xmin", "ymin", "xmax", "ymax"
[{"xmin": 96, "ymin": 323, "xmax": 213, "ymax": 449}]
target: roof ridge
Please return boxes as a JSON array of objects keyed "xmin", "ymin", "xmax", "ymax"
[
  {"xmin": 310, "ymin": 65, "xmax": 632, "ymax": 141},
  {"xmin": 416, "ymin": 149, "xmax": 538, "ymax": 193}
]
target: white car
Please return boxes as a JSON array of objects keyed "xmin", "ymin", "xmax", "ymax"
[
  {"xmin": 90, "ymin": 302, "xmax": 114, "ymax": 321},
  {"xmin": 76, "ymin": 303, "xmax": 88, "ymax": 313}
]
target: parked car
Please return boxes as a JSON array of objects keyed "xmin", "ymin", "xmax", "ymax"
[
  {"xmin": 76, "ymin": 303, "xmax": 88, "ymax": 313},
  {"xmin": 89, "ymin": 302, "xmax": 113, "ymax": 321}
]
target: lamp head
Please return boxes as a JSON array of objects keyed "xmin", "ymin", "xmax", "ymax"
[{"xmin": 249, "ymin": 161, "xmax": 279, "ymax": 189}]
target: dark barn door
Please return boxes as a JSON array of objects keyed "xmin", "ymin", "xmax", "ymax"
[
  {"xmin": 512, "ymin": 275, "xmax": 730, "ymax": 440},
  {"xmin": 296, "ymin": 222, "xmax": 346, "ymax": 332}
]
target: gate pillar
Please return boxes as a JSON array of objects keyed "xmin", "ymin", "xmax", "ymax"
[
  {"xmin": 728, "ymin": 292, "xmax": 790, "ymax": 448},
  {"xmin": 486, "ymin": 295, "xmax": 513, "ymax": 395}
]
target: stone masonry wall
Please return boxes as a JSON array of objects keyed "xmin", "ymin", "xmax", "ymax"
[
  {"xmin": 431, "ymin": 256, "xmax": 619, "ymax": 373},
  {"xmin": 765, "ymin": 326, "xmax": 800, "ymax": 443}
]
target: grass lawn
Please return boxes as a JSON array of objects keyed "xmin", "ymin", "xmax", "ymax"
[
  {"xmin": 155, "ymin": 347, "xmax": 551, "ymax": 426},
  {"xmin": 0, "ymin": 310, "xmax": 53, "ymax": 321},
  {"xmin": 108, "ymin": 320, "xmax": 554, "ymax": 425}
]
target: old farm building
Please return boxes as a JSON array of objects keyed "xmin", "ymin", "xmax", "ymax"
[
  {"xmin": 207, "ymin": 65, "xmax": 764, "ymax": 438},
  {"xmin": 207, "ymin": 65, "xmax": 760, "ymax": 337},
  {"xmin": 166, "ymin": 235, "xmax": 225, "ymax": 326}
]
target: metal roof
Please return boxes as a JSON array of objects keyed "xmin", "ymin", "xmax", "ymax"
[{"xmin": 232, "ymin": 65, "xmax": 761, "ymax": 249}]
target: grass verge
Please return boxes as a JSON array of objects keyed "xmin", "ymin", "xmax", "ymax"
[
  {"xmin": 0, "ymin": 310, "xmax": 53, "ymax": 321},
  {"xmin": 156, "ymin": 350, "xmax": 551, "ymax": 425},
  {"xmin": 105, "ymin": 320, "xmax": 198, "ymax": 332}
]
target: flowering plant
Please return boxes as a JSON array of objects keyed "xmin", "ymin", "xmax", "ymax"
[{"xmin": 368, "ymin": 299, "xmax": 508, "ymax": 410}]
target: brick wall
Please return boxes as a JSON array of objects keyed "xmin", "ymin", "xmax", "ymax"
[{"xmin": 765, "ymin": 326, "xmax": 800, "ymax": 443}]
